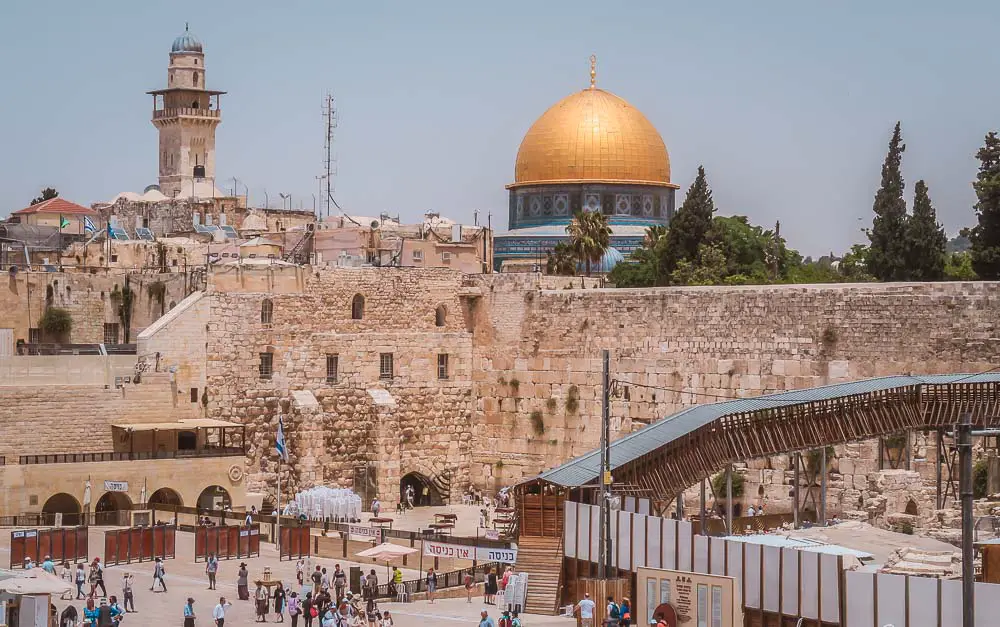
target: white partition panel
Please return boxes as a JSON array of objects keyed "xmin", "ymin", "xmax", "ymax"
[
  {"xmin": 564, "ymin": 501, "xmax": 577, "ymax": 558},
  {"xmin": 578, "ymin": 503, "xmax": 591, "ymax": 562},
  {"xmin": 876, "ymin": 574, "xmax": 906, "ymax": 627},
  {"xmin": 819, "ymin": 554, "xmax": 840, "ymax": 624},
  {"xmin": 744, "ymin": 543, "xmax": 761, "ymax": 609},
  {"xmin": 647, "ymin": 516, "xmax": 661, "ymax": 569},
  {"xmin": 908, "ymin": 575, "xmax": 939, "ymax": 627},
  {"xmin": 662, "ymin": 519, "xmax": 677, "ymax": 570},
  {"xmin": 638, "ymin": 498, "xmax": 651, "ymax": 515},
  {"xmin": 976, "ymin": 581, "xmax": 1000, "ymax": 625},
  {"xmin": 709, "ymin": 537, "xmax": 726, "ymax": 575},
  {"xmin": 609, "ymin": 509, "xmax": 620, "ymax": 568},
  {"xmin": 845, "ymin": 571, "xmax": 874, "ymax": 627},
  {"xmin": 725, "ymin": 540, "xmax": 744, "ymax": 603},
  {"xmin": 799, "ymin": 551, "xmax": 819, "ymax": 620},
  {"xmin": 589, "ymin": 503, "xmax": 600, "ymax": 562},
  {"xmin": 693, "ymin": 535, "xmax": 709, "ymax": 574},
  {"xmin": 617, "ymin": 511, "xmax": 631, "ymax": 571},
  {"xmin": 632, "ymin": 513, "xmax": 647, "ymax": 569},
  {"xmin": 762, "ymin": 546, "xmax": 781, "ymax": 613},
  {"xmin": 941, "ymin": 579, "xmax": 962, "ymax": 627},
  {"xmin": 624, "ymin": 496, "xmax": 636, "ymax": 513},
  {"xmin": 677, "ymin": 520, "xmax": 693, "ymax": 571},
  {"xmin": 781, "ymin": 548, "xmax": 799, "ymax": 616}
]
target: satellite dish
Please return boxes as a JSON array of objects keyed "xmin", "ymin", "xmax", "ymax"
[{"xmin": 370, "ymin": 221, "xmax": 379, "ymax": 229}]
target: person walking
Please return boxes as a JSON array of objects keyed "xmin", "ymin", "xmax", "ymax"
[
  {"xmin": 121, "ymin": 572, "xmax": 135, "ymax": 613},
  {"xmin": 183, "ymin": 598, "xmax": 197, "ymax": 627},
  {"xmin": 371, "ymin": 498, "xmax": 381, "ymax": 518},
  {"xmin": 390, "ymin": 566, "xmax": 402, "ymax": 599},
  {"xmin": 333, "ymin": 564, "xmax": 347, "ymax": 602},
  {"xmin": 213, "ymin": 596, "xmax": 232, "ymax": 626},
  {"xmin": 288, "ymin": 591, "xmax": 302, "ymax": 627},
  {"xmin": 75, "ymin": 563, "xmax": 87, "ymax": 600},
  {"xmin": 425, "ymin": 568, "xmax": 437, "ymax": 604},
  {"xmin": 95, "ymin": 598, "xmax": 114, "ymax": 627},
  {"xmin": 255, "ymin": 583, "xmax": 270, "ymax": 622},
  {"xmin": 485, "ymin": 567, "xmax": 498, "ymax": 605},
  {"xmin": 605, "ymin": 596, "xmax": 621, "ymax": 627},
  {"xmin": 108, "ymin": 596, "xmax": 124, "ymax": 624},
  {"xmin": 83, "ymin": 598, "xmax": 99, "ymax": 626},
  {"xmin": 42, "ymin": 555, "xmax": 56, "ymax": 575},
  {"xmin": 620, "ymin": 597, "xmax": 632, "ymax": 627},
  {"xmin": 480, "ymin": 608, "xmax": 497, "ymax": 627},
  {"xmin": 238, "ymin": 562, "xmax": 250, "ymax": 601},
  {"xmin": 206, "ymin": 552, "xmax": 219, "ymax": 590},
  {"xmin": 91, "ymin": 557, "xmax": 107, "ymax": 598},
  {"xmin": 311, "ymin": 566, "xmax": 323, "ymax": 597},
  {"xmin": 275, "ymin": 585, "xmax": 287, "ymax": 622},
  {"xmin": 574, "ymin": 592, "xmax": 596, "ymax": 627},
  {"xmin": 321, "ymin": 567, "xmax": 331, "ymax": 597},
  {"xmin": 302, "ymin": 592, "xmax": 315, "ymax": 627},
  {"xmin": 464, "ymin": 571, "xmax": 474, "ymax": 603},
  {"xmin": 151, "ymin": 557, "xmax": 167, "ymax": 592}
]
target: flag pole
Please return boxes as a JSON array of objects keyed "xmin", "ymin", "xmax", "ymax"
[{"xmin": 276, "ymin": 453, "xmax": 281, "ymax": 555}]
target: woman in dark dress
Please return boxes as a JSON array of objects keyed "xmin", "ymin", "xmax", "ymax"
[
  {"xmin": 237, "ymin": 563, "xmax": 250, "ymax": 601},
  {"xmin": 275, "ymin": 585, "xmax": 287, "ymax": 622},
  {"xmin": 486, "ymin": 568, "xmax": 499, "ymax": 605}
]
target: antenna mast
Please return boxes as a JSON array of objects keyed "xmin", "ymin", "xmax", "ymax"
[{"xmin": 322, "ymin": 93, "xmax": 339, "ymax": 218}]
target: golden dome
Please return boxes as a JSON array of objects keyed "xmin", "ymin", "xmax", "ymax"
[{"xmin": 510, "ymin": 85, "xmax": 676, "ymax": 189}]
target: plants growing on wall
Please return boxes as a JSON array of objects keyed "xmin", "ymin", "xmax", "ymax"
[
  {"xmin": 711, "ymin": 471, "xmax": 744, "ymax": 499},
  {"xmin": 38, "ymin": 307, "xmax": 72, "ymax": 342},
  {"xmin": 146, "ymin": 280, "xmax": 167, "ymax": 317},
  {"xmin": 529, "ymin": 410, "xmax": 545, "ymax": 436}
]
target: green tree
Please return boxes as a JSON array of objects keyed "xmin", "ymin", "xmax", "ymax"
[
  {"xmin": 566, "ymin": 211, "xmax": 611, "ymax": 276},
  {"xmin": 970, "ymin": 131, "xmax": 1000, "ymax": 279},
  {"xmin": 669, "ymin": 243, "xmax": 729, "ymax": 285},
  {"xmin": 944, "ymin": 252, "xmax": 978, "ymax": 281},
  {"xmin": 545, "ymin": 242, "xmax": 577, "ymax": 276},
  {"xmin": 38, "ymin": 307, "xmax": 72, "ymax": 342},
  {"xmin": 867, "ymin": 122, "xmax": 910, "ymax": 281},
  {"xmin": 30, "ymin": 187, "xmax": 58, "ymax": 206},
  {"xmin": 661, "ymin": 166, "xmax": 715, "ymax": 280},
  {"xmin": 905, "ymin": 180, "xmax": 946, "ymax": 280},
  {"xmin": 839, "ymin": 244, "xmax": 875, "ymax": 281}
]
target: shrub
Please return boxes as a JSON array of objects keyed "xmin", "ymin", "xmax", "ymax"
[
  {"xmin": 566, "ymin": 385, "xmax": 580, "ymax": 414},
  {"xmin": 529, "ymin": 410, "xmax": 545, "ymax": 435},
  {"xmin": 38, "ymin": 307, "xmax": 72, "ymax": 341},
  {"xmin": 897, "ymin": 520, "xmax": 915, "ymax": 535},
  {"xmin": 711, "ymin": 471, "xmax": 744, "ymax": 499},
  {"xmin": 974, "ymin": 459, "xmax": 989, "ymax": 499}
]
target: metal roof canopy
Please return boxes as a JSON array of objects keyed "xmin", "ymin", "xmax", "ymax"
[
  {"xmin": 110, "ymin": 418, "xmax": 239, "ymax": 431},
  {"xmin": 530, "ymin": 373, "xmax": 1000, "ymax": 489}
]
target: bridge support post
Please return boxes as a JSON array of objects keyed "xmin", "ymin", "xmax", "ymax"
[
  {"xmin": 699, "ymin": 479, "xmax": 706, "ymax": 536},
  {"xmin": 793, "ymin": 453, "xmax": 801, "ymax": 529},
  {"xmin": 959, "ymin": 412, "xmax": 974, "ymax": 627},
  {"xmin": 820, "ymin": 446, "xmax": 827, "ymax": 526},
  {"xmin": 725, "ymin": 465, "xmax": 733, "ymax": 535},
  {"xmin": 937, "ymin": 429, "xmax": 944, "ymax": 509}
]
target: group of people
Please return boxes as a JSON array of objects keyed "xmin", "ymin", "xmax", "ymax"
[{"xmin": 574, "ymin": 593, "xmax": 632, "ymax": 627}]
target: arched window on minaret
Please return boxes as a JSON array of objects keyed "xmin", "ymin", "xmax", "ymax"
[
  {"xmin": 192, "ymin": 100, "xmax": 199, "ymax": 109},
  {"xmin": 193, "ymin": 72, "xmax": 199, "ymax": 86}
]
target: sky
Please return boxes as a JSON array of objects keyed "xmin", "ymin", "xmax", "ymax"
[{"xmin": 1, "ymin": 1, "xmax": 998, "ymax": 255}]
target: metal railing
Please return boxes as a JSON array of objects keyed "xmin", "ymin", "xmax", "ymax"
[
  {"xmin": 19, "ymin": 447, "xmax": 245, "ymax": 465},
  {"xmin": 371, "ymin": 561, "xmax": 500, "ymax": 599},
  {"xmin": 153, "ymin": 107, "xmax": 221, "ymax": 119}
]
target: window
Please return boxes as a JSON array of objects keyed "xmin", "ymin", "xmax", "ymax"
[
  {"xmin": 205, "ymin": 214, "xmax": 213, "ymax": 226},
  {"xmin": 103, "ymin": 323, "xmax": 120, "ymax": 345},
  {"xmin": 220, "ymin": 213, "xmax": 227, "ymax": 226},
  {"xmin": 441, "ymin": 251, "xmax": 452, "ymax": 264},
  {"xmin": 351, "ymin": 294, "xmax": 365, "ymax": 320},
  {"xmin": 193, "ymin": 212, "xmax": 201, "ymax": 226},
  {"xmin": 412, "ymin": 249, "xmax": 423, "ymax": 262},
  {"xmin": 326, "ymin": 354, "xmax": 339, "ymax": 384},
  {"xmin": 190, "ymin": 387, "xmax": 198, "ymax": 403},
  {"xmin": 437, "ymin": 354, "xmax": 449, "ymax": 380},
  {"xmin": 28, "ymin": 328, "xmax": 40, "ymax": 344},
  {"xmin": 178, "ymin": 430, "xmax": 197, "ymax": 450},
  {"xmin": 260, "ymin": 298, "xmax": 273, "ymax": 325},
  {"xmin": 259, "ymin": 352, "xmax": 273, "ymax": 380},
  {"xmin": 379, "ymin": 353, "xmax": 393, "ymax": 380},
  {"xmin": 435, "ymin": 305, "xmax": 447, "ymax": 327},
  {"xmin": 110, "ymin": 254, "xmax": 118, "ymax": 263}
]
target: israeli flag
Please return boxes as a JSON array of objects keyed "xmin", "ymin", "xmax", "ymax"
[
  {"xmin": 83, "ymin": 216, "xmax": 97, "ymax": 234},
  {"xmin": 276, "ymin": 415, "xmax": 289, "ymax": 461}
]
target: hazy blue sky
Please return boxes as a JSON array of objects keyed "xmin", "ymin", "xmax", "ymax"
[{"xmin": 2, "ymin": 1, "xmax": 997, "ymax": 254}]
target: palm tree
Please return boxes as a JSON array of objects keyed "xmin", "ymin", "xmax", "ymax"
[
  {"xmin": 644, "ymin": 224, "xmax": 667, "ymax": 247},
  {"xmin": 566, "ymin": 211, "xmax": 612, "ymax": 276}
]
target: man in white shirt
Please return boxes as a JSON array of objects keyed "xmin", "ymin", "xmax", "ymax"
[
  {"xmin": 212, "ymin": 596, "xmax": 231, "ymax": 626},
  {"xmin": 575, "ymin": 592, "xmax": 596, "ymax": 627}
]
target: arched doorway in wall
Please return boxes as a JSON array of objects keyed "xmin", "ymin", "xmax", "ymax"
[
  {"xmin": 95, "ymin": 492, "xmax": 133, "ymax": 526},
  {"xmin": 42, "ymin": 493, "xmax": 82, "ymax": 526},
  {"xmin": 197, "ymin": 485, "xmax": 232, "ymax": 512},
  {"xmin": 148, "ymin": 488, "xmax": 183, "ymax": 509},
  {"xmin": 400, "ymin": 472, "xmax": 442, "ymax": 507}
]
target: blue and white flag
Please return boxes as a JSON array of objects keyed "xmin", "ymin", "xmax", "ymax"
[
  {"xmin": 83, "ymin": 216, "xmax": 97, "ymax": 234},
  {"xmin": 276, "ymin": 415, "xmax": 289, "ymax": 461}
]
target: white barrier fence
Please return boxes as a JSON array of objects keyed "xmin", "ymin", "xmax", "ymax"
[{"xmin": 564, "ymin": 501, "xmax": 1000, "ymax": 626}]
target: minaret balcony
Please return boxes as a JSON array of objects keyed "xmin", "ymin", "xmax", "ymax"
[{"xmin": 153, "ymin": 107, "xmax": 221, "ymax": 120}]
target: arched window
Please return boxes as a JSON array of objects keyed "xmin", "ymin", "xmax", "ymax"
[
  {"xmin": 193, "ymin": 71, "xmax": 199, "ymax": 86},
  {"xmin": 351, "ymin": 294, "xmax": 365, "ymax": 320},
  {"xmin": 435, "ymin": 305, "xmax": 446, "ymax": 327},
  {"xmin": 261, "ymin": 299, "xmax": 273, "ymax": 325}
]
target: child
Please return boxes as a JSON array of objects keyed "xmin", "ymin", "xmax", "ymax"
[
  {"xmin": 366, "ymin": 597, "xmax": 379, "ymax": 627},
  {"xmin": 380, "ymin": 610, "xmax": 394, "ymax": 627}
]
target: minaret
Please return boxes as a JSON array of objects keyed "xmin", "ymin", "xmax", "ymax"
[{"xmin": 148, "ymin": 24, "xmax": 225, "ymax": 198}]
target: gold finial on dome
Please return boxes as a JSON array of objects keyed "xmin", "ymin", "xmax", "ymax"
[{"xmin": 589, "ymin": 54, "xmax": 597, "ymax": 89}]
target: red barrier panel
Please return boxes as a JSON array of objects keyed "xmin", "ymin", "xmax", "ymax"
[
  {"xmin": 10, "ymin": 528, "xmax": 89, "ymax": 569},
  {"xmin": 195, "ymin": 525, "xmax": 259, "ymax": 561},
  {"xmin": 279, "ymin": 526, "xmax": 310, "ymax": 561},
  {"xmin": 102, "ymin": 526, "xmax": 176, "ymax": 566}
]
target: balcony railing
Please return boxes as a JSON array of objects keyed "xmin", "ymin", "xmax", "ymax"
[
  {"xmin": 152, "ymin": 107, "xmax": 221, "ymax": 119},
  {"xmin": 19, "ymin": 447, "xmax": 244, "ymax": 465}
]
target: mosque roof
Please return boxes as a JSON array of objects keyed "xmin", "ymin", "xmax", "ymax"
[
  {"xmin": 509, "ymin": 56, "xmax": 676, "ymax": 190},
  {"xmin": 171, "ymin": 25, "xmax": 203, "ymax": 53}
]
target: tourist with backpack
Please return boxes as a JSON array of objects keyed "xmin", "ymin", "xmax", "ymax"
[
  {"xmin": 605, "ymin": 596, "xmax": 620, "ymax": 627},
  {"xmin": 620, "ymin": 597, "xmax": 631, "ymax": 627}
]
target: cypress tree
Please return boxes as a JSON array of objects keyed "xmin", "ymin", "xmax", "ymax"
[
  {"xmin": 867, "ymin": 122, "xmax": 910, "ymax": 281},
  {"xmin": 905, "ymin": 180, "xmax": 946, "ymax": 280},
  {"xmin": 660, "ymin": 166, "xmax": 715, "ymax": 281},
  {"xmin": 970, "ymin": 132, "xmax": 1000, "ymax": 279}
]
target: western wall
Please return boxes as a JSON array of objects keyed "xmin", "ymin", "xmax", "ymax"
[{"xmin": 136, "ymin": 267, "xmax": 1000, "ymax": 530}]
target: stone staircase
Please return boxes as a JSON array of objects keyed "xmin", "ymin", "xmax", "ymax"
[{"xmin": 517, "ymin": 535, "xmax": 564, "ymax": 615}]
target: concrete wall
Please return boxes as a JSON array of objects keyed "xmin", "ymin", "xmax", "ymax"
[{"xmin": 0, "ymin": 355, "xmax": 136, "ymax": 387}]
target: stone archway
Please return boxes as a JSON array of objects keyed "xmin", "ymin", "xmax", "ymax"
[
  {"xmin": 95, "ymin": 491, "xmax": 132, "ymax": 526},
  {"xmin": 905, "ymin": 498, "xmax": 919, "ymax": 516},
  {"xmin": 148, "ymin": 488, "xmax": 183, "ymax": 508},
  {"xmin": 197, "ymin": 485, "xmax": 232, "ymax": 512},
  {"xmin": 42, "ymin": 493, "xmax": 81, "ymax": 526},
  {"xmin": 400, "ymin": 472, "xmax": 443, "ymax": 507}
]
